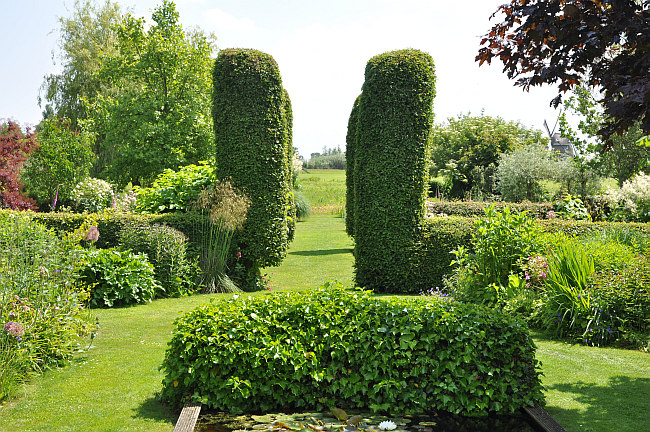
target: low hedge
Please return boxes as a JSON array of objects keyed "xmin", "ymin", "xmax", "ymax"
[
  {"xmin": 160, "ymin": 284, "xmax": 544, "ymax": 415},
  {"xmin": 410, "ymin": 216, "xmax": 650, "ymax": 293},
  {"xmin": 11, "ymin": 211, "xmax": 207, "ymax": 253},
  {"xmin": 426, "ymin": 201, "xmax": 553, "ymax": 219}
]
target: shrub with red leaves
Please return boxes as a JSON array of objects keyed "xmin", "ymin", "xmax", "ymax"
[{"xmin": 0, "ymin": 120, "xmax": 38, "ymax": 210}]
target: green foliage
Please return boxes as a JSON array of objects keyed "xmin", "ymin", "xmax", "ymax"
[
  {"xmin": 354, "ymin": 49, "xmax": 436, "ymax": 293},
  {"xmin": 426, "ymin": 200, "xmax": 553, "ymax": 219},
  {"xmin": 495, "ymin": 143, "xmax": 558, "ymax": 202},
  {"xmin": 297, "ymin": 169, "xmax": 346, "ymax": 214},
  {"xmin": 118, "ymin": 222, "xmax": 195, "ymax": 297},
  {"xmin": 212, "ymin": 48, "xmax": 293, "ymax": 283},
  {"xmin": 430, "ymin": 114, "xmax": 547, "ymax": 199},
  {"xmin": 21, "ymin": 118, "xmax": 95, "ymax": 209},
  {"xmin": 160, "ymin": 284, "xmax": 544, "ymax": 414},
  {"xmin": 85, "ymin": 0, "xmax": 217, "ymax": 186},
  {"xmin": 553, "ymin": 194, "xmax": 591, "ymax": 221},
  {"xmin": 80, "ymin": 248, "xmax": 158, "ymax": 307},
  {"xmin": 345, "ymin": 96, "xmax": 360, "ymax": 237},
  {"xmin": 304, "ymin": 148, "xmax": 346, "ymax": 170},
  {"xmin": 71, "ymin": 177, "xmax": 114, "ymax": 212},
  {"xmin": 449, "ymin": 205, "xmax": 543, "ymax": 305},
  {"xmin": 134, "ymin": 162, "xmax": 216, "ymax": 213},
  {"xmin": 559, "ymin": 86, "xmax": 649, "ymax": 187},
  {"xmin": 39, "ymin": 0, "xmax": 123, "ymax": 129},
  {"xmin": 414, "ymin": 217, "xmax": 476, "ymax": 291},
  {"xmin": 0, "ymin": 212, "xmax": 95, "ymax": 400}
]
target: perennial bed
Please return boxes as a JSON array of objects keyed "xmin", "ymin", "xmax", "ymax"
[{"xmin": 161, "ymin": 284, "xmax": 544, "ymax": 416}]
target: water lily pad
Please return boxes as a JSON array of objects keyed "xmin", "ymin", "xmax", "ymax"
[{"xmin": 253, "ymin": 415, "xmax": 277, "ymax": 423}]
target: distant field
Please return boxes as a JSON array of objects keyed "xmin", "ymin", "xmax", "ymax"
[{"xmin": 297, "ymin": 169, "xmax": 346, "ymax": 214}]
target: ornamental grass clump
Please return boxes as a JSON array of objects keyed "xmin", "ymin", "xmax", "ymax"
[{"xmin": 193, "ymin": 180, "xmax": 251, "ymax": 293}]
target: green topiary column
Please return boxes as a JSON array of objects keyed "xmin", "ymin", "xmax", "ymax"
[
  {"xmin": 354, "ymin": 49, "xmax": 436, "ymax": 293},
  {"xmin": 282, "ymin": 88, "xmax": 297, "ymax": 242},
  {"xmin": 345, "ymin": 95, "xmax": 360, "ymax": 238},
  {"xmin": 212, "ymin": 49, "xmax": 293, "ymax": 288}
]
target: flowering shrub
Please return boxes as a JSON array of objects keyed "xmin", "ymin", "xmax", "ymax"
[
  {"xmin": 605, "ymin": 172, "xmax": 650, "ymax": 222},
  {"xmin": 0, "ymin": 212, "xmax": 95, "ymax": 400},
  {"xmin": 71, "ymin": 177, "xmax": 114, "ymax": 213}
]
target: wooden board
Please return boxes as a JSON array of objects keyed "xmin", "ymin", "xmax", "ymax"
[
  {"xmin": 173, "ymin": 402, "xmax": 202, "ymax": 432},
  {"xmin": 523, "ymin": 405, "xmax": 567, "ymax": 432}
]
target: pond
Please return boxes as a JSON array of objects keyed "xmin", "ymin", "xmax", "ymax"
[{"xmin": 194, "ymin": 410, "xmax": 542, "ymax": 432}]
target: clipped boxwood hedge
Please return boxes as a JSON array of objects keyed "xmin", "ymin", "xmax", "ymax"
[
  {"xmin": 426, "ymin": 201, "xmax": 553, "ymax": 219},
  {"xmin": 160, "ymin": 284, "xmax": 544, "ymax": 415}
]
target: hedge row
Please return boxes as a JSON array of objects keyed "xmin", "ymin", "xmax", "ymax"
[
  {"xmin": 410, "ymin": 216, "xmax": 650, "ymax": 292},
  {"xmin": 160, "ymin": 285, "xmax": 544, "ymax": 415},
  {"xmin": 354, "ymin": 49, "xmax": 436, "ymax": 293},
  {"xmin": 426, "ymin": 200, "xmax": 554, "ymax": 219},
  {"xmin": 11, "ymin": 210, "xmax": 207, "ymax": 254}
]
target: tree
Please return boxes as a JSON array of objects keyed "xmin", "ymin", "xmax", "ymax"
[
  {"xmin": 430, "ymin": 114, "xmax": 547, "ymax": 199},
  {"xmin": 21, "ymin": 118, "xmax": 94, "ymax": 209},
  {"xmin": 0, "ymin": 121, "xmax": 38, "ymax": 210},
  {"xmin": 40, "ymin": 0, "xmax": 123, "ymax": 129},
  {"xmin": 476, "ymin": 0, "xmax": 649, "ymax": 146},
  {"xmin": 559, "ymin": 86, "xmax": 648, "ymax": 187},
  {"xmin": 86, "ymin": 0, "xmax": 217, "ymax": 187},
  {"xmin": 495, "ymin": 143, "xmax": 559, "ymax": 202}
]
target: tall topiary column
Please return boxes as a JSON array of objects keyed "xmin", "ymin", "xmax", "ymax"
[
  {"xmin": 282, "ymin": 88, "xmax": 297, "ymax": 242},
  {"xmin": 345, "ymin": 96, "xmax": 360, "ymax": 238},
  {"xmin": 212, "ymin": 49, "xmax": 292, "ymax": 288},
  {"xmin": 354, "ymin": 49, "xmax": 436, "ymax": 293}
]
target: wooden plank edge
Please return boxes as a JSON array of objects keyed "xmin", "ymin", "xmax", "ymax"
[
  {"xmin": 522, "ymin": 404, "xmax": 567, "ymax": 432},
  {"xmin": 173, "ymin": 402, "xmax": 202, "ymax": 432}
]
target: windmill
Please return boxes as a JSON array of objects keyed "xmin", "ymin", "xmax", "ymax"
[{"xmin": 543, "ymin": 114, "xmax": 576, "ymax": 157}]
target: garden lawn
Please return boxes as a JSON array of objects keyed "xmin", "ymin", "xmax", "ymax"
[
  {"xmin": 0, "ymin": 214, "xmax": 647, "ymax": 432},
  {"xmin": 297, "ymin": 169, "xmax": 346, "ymax": 214}
]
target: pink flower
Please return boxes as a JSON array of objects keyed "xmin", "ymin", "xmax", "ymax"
[
  {"xmin": 84, "ymin": 226, "xmax": 100, "ymax": 242},
  {"xmin": 4, "ymin": 322, "xmax": 25, "ymax": 337},
  {"xmin": 236, "ymin": 251, "xmax": 242, "ymax": 259}
]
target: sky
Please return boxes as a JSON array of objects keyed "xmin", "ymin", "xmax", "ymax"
[{"xmin": 0, "ymin": 0, "xmax": 564, "ymax": 159}]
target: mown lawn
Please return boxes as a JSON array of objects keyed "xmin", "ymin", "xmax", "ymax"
[{"xmin": 0, "ymin": 214, "xmax": 647, "ymax": 432}]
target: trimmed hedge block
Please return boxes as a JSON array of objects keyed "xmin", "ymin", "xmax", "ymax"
[
  {"xmin": 160, "ymin": 284, "xmax": 544, "ymax": 415},
  {"xmin": 354, "ymin": 49, "xmax": 436, "ymax": 293},
  {"xmin": 212, "ymin": 48, "xmax": 292, "ymax": 271},
  {"xmin": 426, "ymin": 201, "xmax": 553, "ymax": 219}
]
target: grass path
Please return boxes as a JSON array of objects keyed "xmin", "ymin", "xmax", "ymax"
[{"xmin": 0, "ymin": 214, "xmax": 647, "ymax": 432}]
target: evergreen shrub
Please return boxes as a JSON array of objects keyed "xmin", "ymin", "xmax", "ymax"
[
  {"xmin": 354, "ymin": 49, "xmax": 436, "ymax": 293},
  {"xmin": 118, "ymin": 222, "xmax": 196, "ymax": 297},
  {"xmin": 160, "ymin": 284, "xmax": 544, "ymax": 415},
  {"xmin": 426, "ymin": 201, "xmax": 553, "ymax": 219},
  {"xmin": 212, "ymin": 49, "xmax": 293, "ymax": 283},
  {"xmin": 345, "ymin": 96, "xmax": 360, "ymax": 237}
]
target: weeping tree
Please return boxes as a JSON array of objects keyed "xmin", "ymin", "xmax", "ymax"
[
  {"xmin": 212, "ymin": 48, "xmax": 293, "ymax": 290},
  {"xmin": 354, "ymin": 49, "xmax": 436, "ymax": 293}
]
